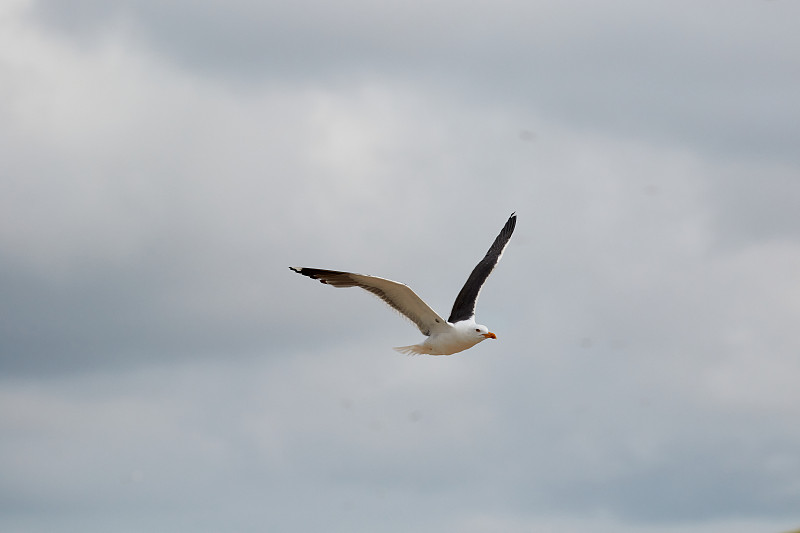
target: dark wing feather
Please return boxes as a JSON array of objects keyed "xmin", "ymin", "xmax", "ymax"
[
  {"xmin": 447, "ymin": 213, "xmax": 516, "ymax": 323},
  {"xmin": 289, "ymin": 267, "xmax": 446, "ymax": 336}
]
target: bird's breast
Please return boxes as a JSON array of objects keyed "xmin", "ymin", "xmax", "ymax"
[{"xmin": 426, "ymin": 330, "xmax": 483, "ymax": 356}]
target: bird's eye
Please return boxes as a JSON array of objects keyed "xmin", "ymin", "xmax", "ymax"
[{"xmin": 475, "ymin": 328, "xmax": 480, "ymax": 332}]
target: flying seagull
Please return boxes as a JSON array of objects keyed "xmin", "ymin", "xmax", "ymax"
[{"xmin": 290, "ymin": 213, "xmax": 516, "ymax": 355}]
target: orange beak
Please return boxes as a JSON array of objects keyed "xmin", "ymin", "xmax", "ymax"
[{"xmin": 483, "ymin": 332, "xmax": 497, "ymax": 339}]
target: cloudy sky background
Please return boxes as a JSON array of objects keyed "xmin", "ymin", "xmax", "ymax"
[{"xmin": 2, "ymin": 0, "xmax": 800, "ymax": 531}]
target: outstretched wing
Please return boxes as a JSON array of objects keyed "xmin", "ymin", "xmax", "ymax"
[
  {"xmin": 447, "ymin": 213, "xmax": 516, "ymax": 323},
  {"xmin": 289, "ymin": 267, "xmax": 447, "ymax": 336}
]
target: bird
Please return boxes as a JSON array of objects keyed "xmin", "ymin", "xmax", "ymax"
[{"xmin": 290, "ymin": 213, "xmax": 516, "ymax": 355}]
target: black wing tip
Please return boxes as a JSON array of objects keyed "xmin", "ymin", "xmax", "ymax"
[
  {"xmin": 291, "ymin": 266, "xmax": 324, "ymax": 275},
  {"xmin": 497, "ymin": 212, "xmax": 516, "ymax": 241},
  {"xmin": 506, "ymin": 212, "xmax": 517, "ymax": 229},
  {"xmin": 290, "ymin": 267, "xmax": 322, "ymax": 281}
]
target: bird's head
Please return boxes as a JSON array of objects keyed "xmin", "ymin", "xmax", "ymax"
[{"xmin": 472, "ymin": 324, "xmax": 497, "ymax": 341}]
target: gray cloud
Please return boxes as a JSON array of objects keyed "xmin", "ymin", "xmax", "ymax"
[
  {"xmin": 2, "ymin": 1, "xmax": 800, "ymax": 532},
  {"xmin": 29, "ymin": 0, "xmax": 800, "ymax": 163}
]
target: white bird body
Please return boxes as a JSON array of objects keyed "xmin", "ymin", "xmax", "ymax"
[
  {"xmin": 291, "ymin": 213, "xmax": 516, "ymax": 356},
  {"xmin": 394, "ymin": 319, "xmax": 495, "ymax": 355}
]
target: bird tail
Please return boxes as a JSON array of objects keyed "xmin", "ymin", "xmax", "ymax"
[{"xmin": 393, "ymin": 344, "xmax": 434, "ymax": 355}]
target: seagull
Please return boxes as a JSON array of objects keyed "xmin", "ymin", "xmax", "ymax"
[{"xmin": 290, "ymin": 213, "xmax": 516, "ymax": 355}]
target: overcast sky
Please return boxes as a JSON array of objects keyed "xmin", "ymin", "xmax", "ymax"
[{"xmin": 2, "ymin": 0, "xmax": 800, "ymax": 531}]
